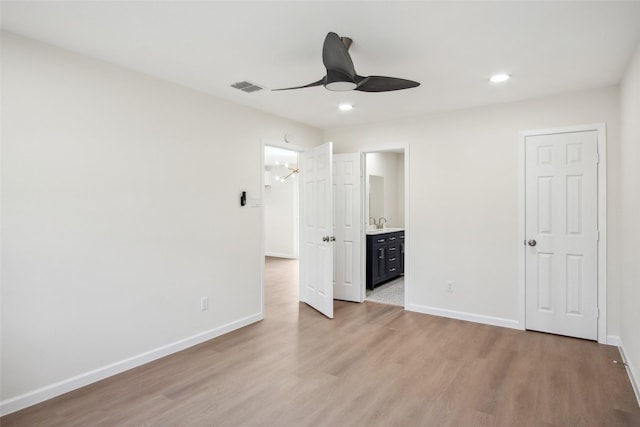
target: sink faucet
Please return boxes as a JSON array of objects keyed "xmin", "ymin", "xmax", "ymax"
[
  {"xmin": 369, "ymin": 217, "xmax": 378, "ymax": 228},
  {"xmin": 377, "ymin": 217, "xmax": 387, "ymax": 229}
]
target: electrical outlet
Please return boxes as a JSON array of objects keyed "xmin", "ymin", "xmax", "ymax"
[
  {"xmin": 447, "ymin": 281, "xmax": 454, "ymax": 293},
  {"xmin": 200, "ymin": 297, "xmax": 209, "ymax": 311}
]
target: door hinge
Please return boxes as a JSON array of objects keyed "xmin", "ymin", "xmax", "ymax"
[
  {"xmin": 597, "ymin": 231, "xmax": 600, "ymax": 241},
  {"xmin": 596, "ymin": 153, "xmax": 600, "ymax": 164},
  {"xmin": 596, "ymin": 308, "xmax": 600, "ymax": 319}
]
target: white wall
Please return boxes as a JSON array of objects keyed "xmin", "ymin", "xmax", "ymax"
[
  {"xmin": 366, "ymin": 152, "xmax": 404, "ymax": 228},
  {"xmin": 328, "ymin": 86, "xmax": 621, "ymax": 329},
  {"xmin": 0, "ymin": 32, "xmax": 322, "ymax": 411},
  {"xmin": 264, "ymin": 166, "xmax": 298, "ymax": 258},
  {"xmin": 619, "ymin": 41, "xmax": 640, "ymax": 400}
]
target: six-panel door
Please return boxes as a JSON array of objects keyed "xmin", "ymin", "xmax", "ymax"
[{"xmin": 525, "ymin": 131, "xmax": 598, "ymax": 340}]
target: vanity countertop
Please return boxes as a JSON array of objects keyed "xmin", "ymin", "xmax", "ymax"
[{"xmin": 366, "ymin": 228, "xmax": 404, "ymax": 235}]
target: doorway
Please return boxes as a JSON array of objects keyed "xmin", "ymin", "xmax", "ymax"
[
  {"xmin": 261, "ymin": 140, "xmax": 306, "ymax": 317},
  {"xmin": 264, "ymin": 145, "xmax": 300, "ymax": 259},
  {"xmin": 518, "ymin": 124, "xmax": 607, "ymax": 342},
  {"xmin": 363, "ymin": 150, "xmax": 406, "ymax": 307}
]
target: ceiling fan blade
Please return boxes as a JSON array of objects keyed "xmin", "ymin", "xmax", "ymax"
[
  {"xmin": 355, "ymin": 76, "xmax": 420, "ymax": 92},
  {"xmin": 322, "ymin": 32, "xmax": 356, "ymax": 79},
  {"xmin": 272, "ymin": 78, "xmax": 325, "ymax": 91}
]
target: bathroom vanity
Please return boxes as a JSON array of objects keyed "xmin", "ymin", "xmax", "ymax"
[{"xmin": 366, "ymin": 229, "xmax": 405, "ymax": 290}]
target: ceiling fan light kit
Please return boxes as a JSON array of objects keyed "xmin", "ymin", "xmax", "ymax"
[{"xmin": 274, "ymin": 32, "xmax": 420, "ymax": 93}]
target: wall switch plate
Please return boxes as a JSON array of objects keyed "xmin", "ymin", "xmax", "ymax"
[
  {"xmin": 200, "ymin": 297, "xmax": 209, "ymax": 311},
  {"xmin": 447, "ymin": 281, "xmax": 454, "ymax": 293}
]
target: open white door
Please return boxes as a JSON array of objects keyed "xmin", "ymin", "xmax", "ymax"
[
  {"xmin": 333, "ymin": 153, "xmax": 362, "ymax": 302},
  {"xmin": 299, "ymin": 142, "xmax": 334, "ymax": 318},
  {"xmin": 525, "ymin": 130, "xmax": 598, "ymax": 340}
]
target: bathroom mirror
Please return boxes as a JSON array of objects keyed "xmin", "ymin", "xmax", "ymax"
[{"xmin": 369, "ymin": 175, "xmax": 384, "ymax": 223}]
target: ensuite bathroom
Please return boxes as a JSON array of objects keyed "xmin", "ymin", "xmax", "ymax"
[{"xmin": 365, "ymin": 151, "xmax": 405, "ymax": 307}]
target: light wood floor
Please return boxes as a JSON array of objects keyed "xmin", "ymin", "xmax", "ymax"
[{"xmin": 3, "ymin": 257, "xmax": 639, "ymax": 426}]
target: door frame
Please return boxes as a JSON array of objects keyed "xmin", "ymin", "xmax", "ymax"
[
  {"xmin": 359, "ymin": 144, "xmax": 410, "ymax": 307},
  {"xmin": 517, "ymin": 123, "xmax": 607, "ymax": 343}
]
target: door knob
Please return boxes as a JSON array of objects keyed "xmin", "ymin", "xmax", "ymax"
[
  {"xmin": 322, "ymin": 236, "xmax": 329, "ymax": 242},
  {"xmin": 528, "ymin": 239, "xmax": 537, "ymax": 247}
]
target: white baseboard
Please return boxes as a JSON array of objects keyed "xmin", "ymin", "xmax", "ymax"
[
  {"xmin": 0, "ymin": 312, "xmax": 263, "ymax": 416},
  {"xmin": 265, "ymin": 252, "xmax": 297, "ymax": 259},
  {"xmin": 606, "ymin": 335, "xmax": 621, "ymax": 346},
  {"xmin": 406, "ymin": 304, "xmax": 521, "ymax": 330},
  {"xmin": 618, "ymin": 337, "xmax": 640, "ymax": 407}
]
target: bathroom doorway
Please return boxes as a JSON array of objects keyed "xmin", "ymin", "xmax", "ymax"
[{"xmin": 363, "ymin": 149, "xmax": 406, "ymax": 307}]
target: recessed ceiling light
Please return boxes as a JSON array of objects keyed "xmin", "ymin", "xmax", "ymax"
[
  {"xmin": 489, "ymin": 73, "xmax": 511, "ymax": 83},
  {"xmin": 339, "ymin": 103, "xmax": 353, "ymax": 111}
]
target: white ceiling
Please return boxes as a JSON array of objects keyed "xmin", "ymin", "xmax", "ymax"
[{"xmin": 2, "ymin": 1, "xmax": 640, "ymax": 130}]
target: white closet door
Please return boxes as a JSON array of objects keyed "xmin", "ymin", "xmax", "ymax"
[{"xmin": 525, "ymin": 131, "xmax": 598, "ymax": 340}]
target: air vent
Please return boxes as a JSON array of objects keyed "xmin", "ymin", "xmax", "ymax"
[{"xmin": 231, "ymin": 81, "xmax": 264, "ymax": 93}]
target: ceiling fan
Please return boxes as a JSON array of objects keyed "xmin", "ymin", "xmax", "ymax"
[{"xmin": 274, "ymin": 32, "xmax": 420, "ymax": 93}]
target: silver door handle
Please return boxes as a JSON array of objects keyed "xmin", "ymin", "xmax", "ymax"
[{"xmin": 528, "ymin": 239, "xmax": 537, "ymax": 247}]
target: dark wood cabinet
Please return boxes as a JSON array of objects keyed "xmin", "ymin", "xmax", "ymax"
[
  {"xmin": 399, "ymin": 234, "xmax": 405, "ymax": 275},
  {"xmin": 366, "ymin": 230, "xmax": 405, "ymax": 290}
]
